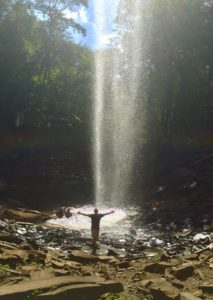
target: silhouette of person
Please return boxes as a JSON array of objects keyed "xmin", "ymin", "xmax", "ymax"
[
  {"xmin": 56, "ymin": 208, "xmax": 64, "ymax": 218},
  {"xmin": 65, "ymin": 208, "xmax": 72, "ymax": 218},
  {"xmin": 78, "ymin": 208, "xmax": 114, "ymax": 248}
]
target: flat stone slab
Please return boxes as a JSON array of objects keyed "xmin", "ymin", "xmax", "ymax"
[
  {"xmin": 0, "ymin": 275, "xmax": 123, "ymax": 300},
  {"xmin": 37, "ymin": 281, "xmax": 123, "ymax": 299}
]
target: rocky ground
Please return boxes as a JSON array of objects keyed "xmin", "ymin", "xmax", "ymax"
[{"xmin": 0, "ymin": 200, "xmax": 213, "ymax": 300}]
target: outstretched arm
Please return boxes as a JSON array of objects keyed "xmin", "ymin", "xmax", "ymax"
[
  {"xmin": 77, "ymin": 212, "xmax": 90, "ymax": 217},
  {"xmin": 103, "ymin": 210, "xmax": 115, "ymax": 216}
]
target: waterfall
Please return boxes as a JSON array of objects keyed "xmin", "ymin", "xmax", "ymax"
[{"xmin": 93, "ymin": 0, "xmax": 147, "ymax": 205}]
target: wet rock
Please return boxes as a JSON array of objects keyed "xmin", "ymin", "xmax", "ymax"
[
  {"xmin": 179, "ymin": 229, "xmax": 192, "ymax": 237},
  {"xmin": 208, "ymin": 242, "xmax": 213, "ymax": 250},
  {"xmin": 172, "ymin": 264, "xmax": 194, "ymax": 280},
  {"xmin": 150, "ymin": 237, "xmax": 165, "ymax": 247},
  {"xmin": 143, "ymin": 248, "xmax": 166, "ymax": 259},
  {"xmin": 166, "ymin": 245, "xmax": 180, "ymax": 256},
  {"xmin": 108, "ymin": 248, "xmax": 126, "ymax": 258},
  {"xmin": 150, "ymin": 280, "xmax": 180, "ymax": 300},
  {"xmin": 0, "ymin": 220, "xmax": 8, "ymax": 229},
  {"xmin": 193, "ymin": 233, "xmax": 210, "ymax": 244},
  {"xmin": 180, "ymin": 292, "xmax": 202, "ymax": 300}
]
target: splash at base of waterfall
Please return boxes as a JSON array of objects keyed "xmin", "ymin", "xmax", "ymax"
[
  {"xmin": 47, "ymin": 205, "xmax": 141, "ymax": 239},
  {"xmin": 48, "ymin": 205, "xmax": 126, "ymax": 229}
]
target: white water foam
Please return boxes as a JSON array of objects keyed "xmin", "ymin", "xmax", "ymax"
[{"xmin": 48, "ymin": 205, "xmax": 127, "ymax": 230}]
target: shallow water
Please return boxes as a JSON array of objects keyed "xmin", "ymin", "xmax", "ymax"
[
  {"xmin": 45, "ymin": 204, "xmax": 213, "ymax": 257},
  {"xmin": 47, "ymin": 205, "xmax": 145, "ymax": 240}
]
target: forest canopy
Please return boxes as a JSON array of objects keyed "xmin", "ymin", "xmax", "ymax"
[
  {"xmin": 0, "ymin": 0, "xmax": 213, "ymax": 188},
  {"xmin": 0, "ymin": 0, "xmax": 91, "ymax": 129}
]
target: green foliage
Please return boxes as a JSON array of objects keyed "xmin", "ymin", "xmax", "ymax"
[
  {"xmin": 111, "ymin": 0, "xmax": 213, "ymax": 184},
  {"xmin": 0, "ymin": 0, "xmax": 213, "ymax": 186},
  {"xmin": 33, "ymin": 0, "xmax": 88, "ymax": 38},
  {"xmin": 0, "ymin": 0, "xmax": 92, "ymax": 129},
  {"xmin": 105, "ymin": 293, "xmax": 126, "ymax": 300},
  {"xmin": 31, "ymin": 289, "xmax": 42, "ymax": 296},
  {"xmin": 0, "ymin": 264, "xmax": 10, "ymax": 270}
]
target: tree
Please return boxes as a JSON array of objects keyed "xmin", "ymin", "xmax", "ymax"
[
  {"xmin": 0, "ymin": 0, "xmax": 92, "ymax": 129},
  {"xmin": 32, "ymin": 0, "xmax": 88, "ymax": 38},
  {"xmin": 110, "ymin": 0, "xmax": 213, "ymax": 184},
  {"xmin": 0, "ymin": 1, "xmax": 39, "ymax": 128}
]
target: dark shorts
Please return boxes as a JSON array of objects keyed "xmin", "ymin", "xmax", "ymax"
[{"xmin": 91, "ymin": 229, "xmax": 99, "ymax": 239}]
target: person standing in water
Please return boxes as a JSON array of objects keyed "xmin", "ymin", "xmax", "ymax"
[{"xmin": 78, "ymin": 208, "xmax": 115, "ymax": 248}]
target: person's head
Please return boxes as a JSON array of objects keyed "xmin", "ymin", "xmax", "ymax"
[{"xmin": 94, "ymin": 208, "xmax": 98, "ymax": 214}]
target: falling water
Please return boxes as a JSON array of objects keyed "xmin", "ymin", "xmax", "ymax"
[
  {"xmin": 93, "ymin": 0, "xmax": 105, "ymax": 204},
  {"xmin": 93, "ymin": 0, "xmax": 148, "ymax": 205}
]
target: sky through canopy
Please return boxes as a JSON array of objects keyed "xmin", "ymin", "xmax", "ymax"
[{"xmin": 74, "ymin": 0, "xmax": 119, "ymax": 48}]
